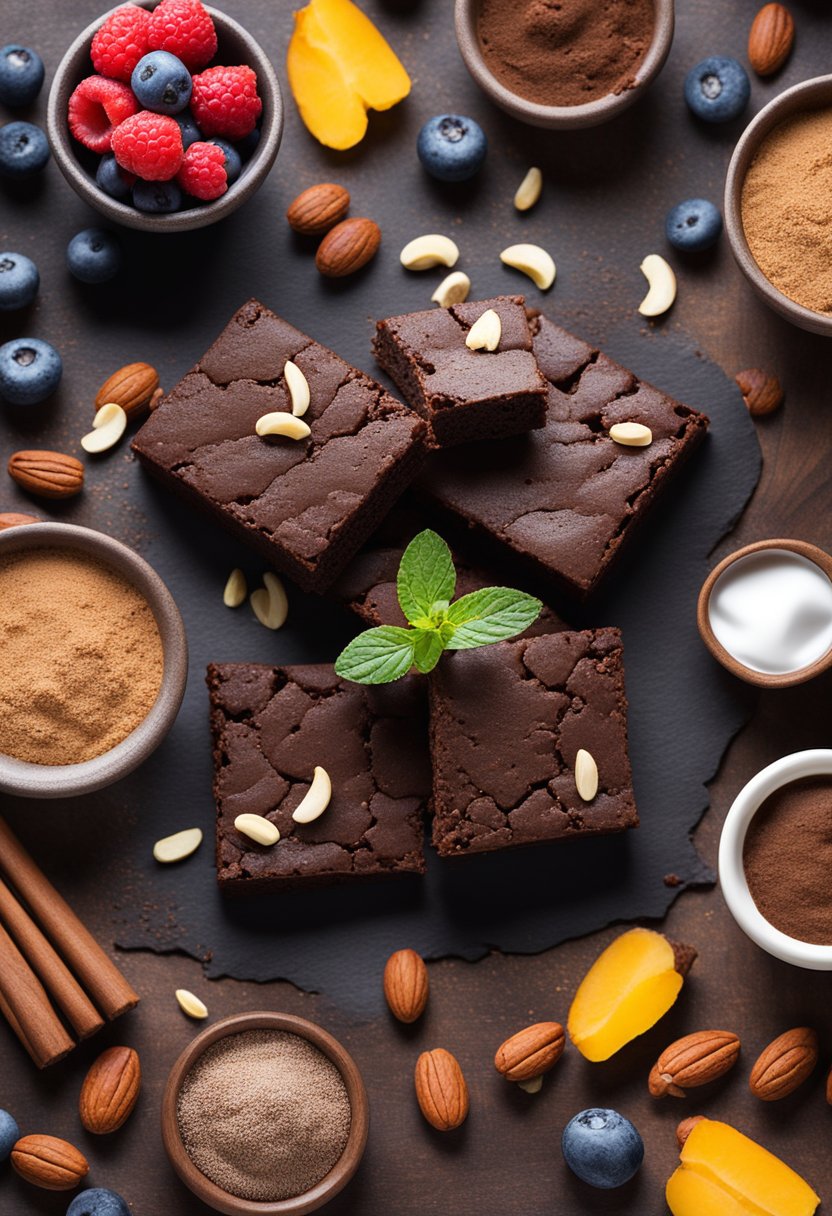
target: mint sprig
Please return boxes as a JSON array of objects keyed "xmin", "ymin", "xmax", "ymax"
[{"xmin": 334, "ymin": 530, "xmax": 542, "ymax": 685}]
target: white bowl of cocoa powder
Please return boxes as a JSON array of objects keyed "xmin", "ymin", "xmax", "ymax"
[{"xmin": 0, "ymin": 522, "xmax": 187, "ymax": 798}]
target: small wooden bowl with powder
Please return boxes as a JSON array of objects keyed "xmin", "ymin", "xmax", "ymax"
[
  {"xmin": 162, "ymin": 1011, "xmax": 370, "ymax": 1216},
  {"xmin": 0, "ymin": 522, "xmax": 187, "ymax": 798}
]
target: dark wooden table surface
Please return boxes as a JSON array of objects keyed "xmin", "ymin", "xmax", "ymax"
[{"xmin": 4, "ymin": 1, "xmax": 832, "ymax": 1213}]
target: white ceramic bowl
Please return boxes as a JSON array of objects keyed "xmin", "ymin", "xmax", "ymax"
[{"xmin": 719, "ymin": 749, "xmax": 832, "ymax": 970}]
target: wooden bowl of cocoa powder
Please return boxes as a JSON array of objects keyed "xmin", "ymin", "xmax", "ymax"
[{"xmin": 0, "ymin": 522, "xmax": 187, "ymax": 798}]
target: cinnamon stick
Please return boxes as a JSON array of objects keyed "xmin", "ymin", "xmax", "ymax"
[
  {"xmin": 0, "ymin": 986, "xmax": 35, "ymax": 1062},
  {"xmin": 0, "ymin": 921, "xmax": 74, "ymax": 1068},
  {"xmin": 0, "ymin": 878, "xmax": 104, "ymax": 1040},
  {"xmin": 0, "ymin": 817, "xmax": 139, "ymax": 1020}
]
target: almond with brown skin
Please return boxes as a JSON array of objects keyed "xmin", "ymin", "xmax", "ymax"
[
  {"xmin": 383, "ymin": 948, "xmax": 428, "ymax": 1023},
  {"xmin": 749, "ymin": 1027, "xmax": 818, "ymax": 1100},
  {"xmin": 748, "ymin": 3, "xmax": 795, "ymax": 76},
  {"xmin": 735, "ymin": 368, "xmax": 784, "ymax": 416},
  {"xmin": 676, "ymin": 1115, "xmax": 706, "ymax": 1149},
  {"xmin": 0, "ymin": 511, "xmax": 39, "ymax": 529},
  {"xmin": 287, "ymin": 182, "xmax": 350, "ymax": 236},
  {"xmin": 414, "ymin": 1048, "xmax": 469, "ymax": 1131},
  {"xmin": 79, "ymin": 1045, "xmax": 141, "ymax": 1134},
  {"xmin": 494, "ymin": 1021, "xmax": 565, "ymax": 1082},
  {"xmin": 8, "ymin": 451, "xmax": 84, "ymax": 499},
  {"xmin": 95, "ymin": 362, "xmax": 159, "ymax": 420},
  {"xmin": 11, "ymin": 1135, "xmax": 89, "ymax": 1191},
  {"xmin": 316, "ymin": 217, "xmax": 381, "ymax": 278},
  {"xmin": 649, "ymin": 1030, "xmax": 741, "ymax": 1098}
]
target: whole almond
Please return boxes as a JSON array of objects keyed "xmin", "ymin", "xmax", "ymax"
[
  {"xmin": 735, "ymin": 368, "xmax": 783, "ymax": 416},
  {"xmin": 749, "ymin": 1027, "xmax": 818, "ymax": 1100},
  {"xmin": 676, "ymin": 1115, "xmax": 706, "ymax": 1149},
  {"xmin": 383, "ymin": 948, "xmax": 428, "ymax": 1023},
  {"xmin": 79, "ymin": 1045, "xmax": 141, "ymax": 1134},
  {"xmin": 414, "ymin": 1048, "xmax": 469, "ymax": 1131},
  {"xmin": 316, "ymin": 218, "xmax": 381, "ymax": 278},
  {"xmin": 95, "ymin": 362, "xmax": 159, "ymax": 420},
  {"xmin": 748, "ymin": 4, "xmax": 795, "ymax": 76},
  {"xmin": 287, "ymin": 183, "xmax": 350, "ymax": 236},
  {"xmin": 0, "ymin": 511, "xmax": 39, "ymax": 529},
  {"xmin": 649, "ymin": 1030, "xmax": 741, "ymax": 1098},
  {"xmin": 11, "ymin": 1134, "xmax": 89, "ymax": 1191},
  {"xmin": 494, "ymin": 1021, "xmax": 565, "ymax": 1082},
  {"xmin": 8, "ymin": 450, "xmax": 84, "ymax": 499}
]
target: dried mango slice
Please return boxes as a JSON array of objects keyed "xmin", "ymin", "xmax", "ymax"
[
  {"xmin": 287, "ymin": 0, "xmax": 411, "ymax": 150},
  {"xmin": 567, "ymin": 928, "xmax": 695, "ymax": 1062}
]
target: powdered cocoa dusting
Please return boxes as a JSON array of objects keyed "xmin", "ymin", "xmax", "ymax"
[
  {"xmin": 478, "ymin": 0, "xmax": 655, "ymax": 108},
  {"xmin": 0, "ymin": 548, "xmax": 163, "ymax": 765},
  {"xmin": 177, "ymin": 1030, "xmax": 351, "ymax": 1202},
  {"xmin": 743, "ymin": 777, "xmax": 832, "ymax": 944},
  {"xmin": 741, "ymin": 109, "xmax": 832, "ymax": 314}
]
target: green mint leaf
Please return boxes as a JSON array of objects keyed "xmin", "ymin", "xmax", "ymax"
[
  {"xmin": 334, "ymin": 626, "xmax": 417, "ymax": 684},
  {"xmin": 397, "ymin": 530, "xmax": 456, "ymax": 625},
  {"xmin": 444, "ymin": 587, "xmax": 542, "ymax": 650},
  {"xmin": 412, "ymin": 628, "xmax": 444, "ymax": 673}
]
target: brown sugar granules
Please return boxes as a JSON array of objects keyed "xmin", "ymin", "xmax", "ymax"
[
  {"xmin": 741, "ymin": 108, "xmax": 832, "ymax": 314},
  {"xmin": 0, "ymin": 548, "xmax": 163, "ymax": 765},
  {"xmin": 177, "ymin": 1030, "xmax": 352, "ymax": 1202}
]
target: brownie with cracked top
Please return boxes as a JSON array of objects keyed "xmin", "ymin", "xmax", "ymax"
[
  {"xmin": 131, "ymin": 299, "xmax": 428, "ymax": 593},
  {"xmin": 208, "ymin": 662, "xmax": 430, "ymax": 891},
  {"xmin": 373, "ymin": 295, "xmax": 548, "ymax": 447},
  {"xmin": 418, "ymin": 311, "xmax": 709, "ymax": 598},
  {"xmin": 429, "ymin": 628, "xmax": 637, "ymax": 857}
]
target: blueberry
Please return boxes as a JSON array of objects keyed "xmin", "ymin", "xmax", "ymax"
[
  {"xmin": 666, "ymin": 198, "xmax": 723, "ymax": 252},
  {"xmin": 236, "ymin": 126, "xmax": 260, "ymax": 159},
  {"xmin": 133, "ymin": 178, "xmax": 182, "ymax": 213},
  {"xmin": 66, "ymin": 228, "xmax": 122, "ymax": 284},
  {"xmin": 131, "ymin": 51, "xmax": 192, "ymax": 115},
  {"xmin": 417, "ymin": 114, "xmax": 487, "ymax": 182},
  {"xmin": 209, "ymin": 138, "xmax": 241, "ymax": 184},
  {"xmin": 561, "ymin": 1108, "xmax": 644, "ymax": 1189},
  {"xmin": 0, "ymin": 251, "xmax": 38, "ymax": 310},
  {"xmin": 66, "ymin": 1189, "xmax": 131, "ymax": 1216},
  {"xmin": 174, "ymin": 110, "xmax": 201, "ymax": 149},
  {"xmin": 95, "ymin": 154, "xmax": 133, "ymax": 202},
  {"xmin": 0, "ymin": 121, "xmax": 49, "ymax": 179},
  {"xmin": 0, "ymin": 337, "xmax": 62, "ymax": 405},
  {"xmin": 0, "ymin": 1109, "xmax": 19, "ymax": 1162},
  {"xmin": 0, "ymin": 45, "xmax": 44, "ymax": 108},
  {"xmin": 685, "ymin": 56, "xmax": 750, "ymax": 123}
]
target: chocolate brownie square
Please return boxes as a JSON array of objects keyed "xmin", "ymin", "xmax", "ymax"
[
  {"xmin": 208, "ymin": 662, "xmax": 430, "ymax": 891},
  {"xmin": 418, "ymin": 312, "xmax": 709, "ymax": 598},
  {"xmin": 132, "ymin": 299, "xmax": 428, "ymax": 593},
  {"xmin": 429, "ymin": 628, "xmax": 637, "ymax": 857},
  {"xmin": 373, "ymin": 295, "xmax": 548, "ymax": 447}
]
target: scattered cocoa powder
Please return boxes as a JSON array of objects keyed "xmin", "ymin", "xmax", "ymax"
[
  {"xmin": 741, "ymin": 108, "xmax": 832, "ymax": 314},
  {"xmin": 478, "ymin": 0, "xmax": 655, "ymax": 108},
  {"xmin": 176, "ymin": 1030, "xmax": 351, "ymax": 1202},
  {"xmin": 0, "ymin": 548, "xmax": 163, "ymax": 765}
]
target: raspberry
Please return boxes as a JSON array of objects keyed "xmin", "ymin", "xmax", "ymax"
[
  {"xmin": 190, "ymin": 65, "xmax": 261, "ymax": 140},
  {"xmin": 68, "ymin": 75, "xmax": 139, "ymax": 154},
  {"xmin": 147, "ymin": 0, "xmax": 217, "ymax": 71},
  {"xmin": 112, "ymin": 111, "xmax": 183, "ymax": 180},
  {"xmin": 176, "ymin": 140, "xmax": 227, "ymax": 200},
  {"xmin": 91, "ymin": 5, "xmax": 152, "ymax": 83}
]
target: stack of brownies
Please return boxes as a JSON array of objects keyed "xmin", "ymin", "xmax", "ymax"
[{"xmin": 132, "ymin": 295, "xmax": 709, "ymax": 891}]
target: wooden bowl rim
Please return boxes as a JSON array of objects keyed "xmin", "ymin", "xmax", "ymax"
[{"xmin": 161, "ymin": 1011, "xmax": 370, "ymax": 1216}]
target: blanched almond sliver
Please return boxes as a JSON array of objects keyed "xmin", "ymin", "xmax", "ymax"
[
  {"xmin": 175, "ymin": 989, "xmax": 208, "ymax": 1019},
  {"xmin": 638, "ymin": 254, "xmax": 677, "ymax": 317},
  {"xmin": 234, "ymin": 813, "xmax": 280, "ymax": 846},
  {"xmin": 610, "ymin": 422, "xmax": 653, "ymax": 447},
  {"xmin": 250, "ymin": 571, "xmax": 288, "ymax": 630},
  {"xmin": 575, "ymin": 748, "xmax": 599, "ymax": 802},
  {"xmin": 400, "ymin": 234, "xmax": 460, "ymax": 270},
  {"xmin": 292, "ymin": 766, "xmax": 333, "ymax": 824},
  {"xmin": 514, "ymin": 167, "xmax": 542, "ymax": 212},
  {"xmin": 465, "ymin": 308, "xmax": 501, "ymax": 352},
  {"xmin": 223, "ymin": 568, "xmax": 247, "ymax": 608},
  {"xmin": 255, "ymin": 413, "xmax": 311, "ymax": 440},
  {"xmin": 284, "ymin": 359, "xmax": 310, "ymax": 417},
  {"xmin": 431, "ymin": 271, "xmax": 471, "ymax": 308},
  {"xmin": 81, "ymin": 402, "xmax": 127, "ymax": 454},
  {"xmin": 500, "ymin": 244, "xmax": 556, "ymax": 291},
  {"xmin": 153, "ymin": 828, "xmax": 203, "ymax": 864}
]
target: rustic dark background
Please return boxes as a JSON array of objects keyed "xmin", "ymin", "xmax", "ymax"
[{"xmin": 3, "ymin": 1, "xmax": 832, "ymax": 1213}]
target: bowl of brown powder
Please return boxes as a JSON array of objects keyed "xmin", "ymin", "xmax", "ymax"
[
  {"xmin": 162, "ymin": 1011, "xmax": 369, "ymax": 1215},
  {"xmin": 0, "ymin": 522, "xmax": 187, "ymax": 798},
  {"xmin": 726, "ymin": 75, "xmax": 832, "ymax": 335}
]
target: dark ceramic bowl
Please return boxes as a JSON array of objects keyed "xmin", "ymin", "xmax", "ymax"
[
  {"xmin": 0, "ymin": 522, "xmax": 187, "ymax": 797},
  {"xmin": 46, "ymin": 1, "xmax": 282, "ymax": 233},
  {"xmin": 162, "ymin": 1011, "xmax": 370, "ymax": 1216},
  {"xmin": 454, "ymin": 0, "xmax": 674, "ymax": 130},
  {"xmin": 724, "ymin": 75, "xmax": 832, "ymax": 336}
]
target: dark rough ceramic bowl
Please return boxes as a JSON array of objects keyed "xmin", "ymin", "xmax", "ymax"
[
  {"xmin": 724, "ymin": 75, "xmax": 832, "ymax": 336},
  {"xmin": 0, "ymin": 522, "xmax": 187, "ymax": 798},
  {"xmin": 46, "ymin": 1, "xmax": 282, "ymax": 233},
  {"xmin": 162, "ymin": 1011, "xmax": 370, "ymax": 1216},
  {"xmin": 454, "ymin": 0, "xmax": 675, "ymax": 130}
]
